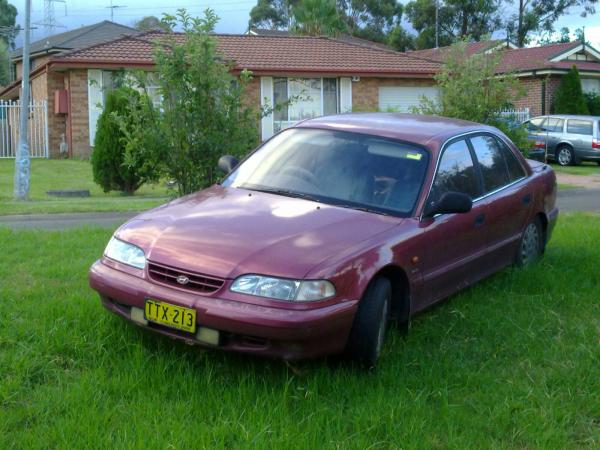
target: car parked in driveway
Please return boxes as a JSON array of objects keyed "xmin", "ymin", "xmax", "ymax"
[
  {"xmin": 89, "ymin": 113, "xmax": 559, "ymax": 366},
  {"xmin": 524, "ymin": 114, "xmax": 600, "ymax": 166}
]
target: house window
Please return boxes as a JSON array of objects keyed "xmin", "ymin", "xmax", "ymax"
[{"xmin": 273, "ymin": 77, "xmax": 338, "ymax": 132}]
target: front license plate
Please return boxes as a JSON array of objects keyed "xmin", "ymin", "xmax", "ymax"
[{"xmin": 145, "ymin": 299, "xmax": 196, "ymax": 333}]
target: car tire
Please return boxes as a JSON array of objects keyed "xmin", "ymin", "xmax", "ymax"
[
  {"xmin": 556, "ymin": 145, "xmax": 575, "ymax": 166},
  {"xmin": 516, "ymin": 217, "xmax": 543, "ymax": 267},
  {"xmin": 346, "ymin": 277, "xmax": 391, "ymax": 367}
]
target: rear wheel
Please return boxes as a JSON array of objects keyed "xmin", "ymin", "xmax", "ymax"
[
  {"xmin": 346, "ymin": 278, "xmax": 391, "ymax": 367},
  {"xmin": 556, "ymin": 145, "xmax": 575, "ymax": 166},
  {"xmin": 516, "ymin": 217, "xmax": 543, "ymax": 267}
]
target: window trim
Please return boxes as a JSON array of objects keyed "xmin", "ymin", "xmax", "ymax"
[{"xmin": 420, "ymin": 130, "xmax": 528, "ymax": 221}]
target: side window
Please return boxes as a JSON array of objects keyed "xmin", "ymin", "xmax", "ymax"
[
  {"xmin": 470, "ymin": 135, "xmax": 510, "ymax": 193},
  {"xmin": 431, "ymin": 139, "xmax": 480, "ymax": 202},
  {"xmin": 527, "ymin": 117, "xmax": 547, "ymax": 132},
  {"xmin": 497, "ymin": 138, "xmax": 527, "ymax": 182},
  {"xmin": 567, "ymin": 119, "xmax": 593, "ymax": 135},
  {"xmin": 545, "ymin": 118, "xmax": 564, "ymax": 133}
]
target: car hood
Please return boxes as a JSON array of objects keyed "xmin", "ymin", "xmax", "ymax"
[{"xmin": 116, "ymin": 185, "xmax": 401, "ymax": 279}]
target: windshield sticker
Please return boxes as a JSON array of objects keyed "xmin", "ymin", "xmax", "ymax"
[{"xmin": 406, "ymin": 153, "xmax": 423, "ymax": 161}]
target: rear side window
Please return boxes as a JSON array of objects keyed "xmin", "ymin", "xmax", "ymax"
[
  {"xmin": 498, "ymin": 138, "xmax": 527, "ymax": 182},
  {"xmin": 470, "ymin": 135, "xmax": 510, "ymax": 193},
  {"xmin": 545, "ymin": 118, "xmax": 564, "ymax": 133},
  {"xmin": 527, "ymin": 117, "xmax": 546, "ymax": 131},
  {"xmin": 567, "ymin": 119, "xmax": 593, "ymax": 135},
  {"xmin": 431, "ymin": 139, "xmax": 480, "ymax": 201}
]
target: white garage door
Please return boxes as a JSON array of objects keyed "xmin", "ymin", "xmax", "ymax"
[{"xmin": 378, "ymin": 86, "xmax": 439, "ymax": 112}]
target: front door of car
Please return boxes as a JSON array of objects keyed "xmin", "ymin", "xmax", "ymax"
[
  {"xmin": 468, "ymin": 134, "xmax": 532, "ymax": 273},
  {"xmin": 418, "ymin": 138, "xmax": 488, "ymax": 309}
]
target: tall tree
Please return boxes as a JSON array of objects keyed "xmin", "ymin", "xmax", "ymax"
[
  {"xmin": 0, "ymin": 0, "xmax": 18, "ymax": 49},
  {"xmin": 292, "ymin": 0, "xmax": 347, "ymax": 36},
  {"xmin": 339, "ymin": 0, "xmax": 404, "ymax": 43},
  {"xmin": 134, "ymin": 16, "xmax": 172, "ymax": 32},
  {"xmin": 248, "ymin": 0, "xmax": 298, "ymax": 30},
  {"xmin": 405, "ymin": 0, "xmax": 502, "ymax": 50},
  {"xmin": 506, "ymin": 0, "xmax": 597, "ymax": 48},
  {"xmin": 553, "ymin": 66, "xmax": 589, "ymax": 114}
]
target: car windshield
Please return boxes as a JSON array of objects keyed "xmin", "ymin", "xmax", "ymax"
[{"xmin": 222, "ymin": 128, "xmax": 429, "ymax": 217}]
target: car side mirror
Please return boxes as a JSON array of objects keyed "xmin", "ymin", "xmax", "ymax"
[
  {"xmin": 423, "ymin": 192, "xmax": 472, "ymax": 218},
  {"xmin": 218, "ymin": 155, "xmax": 239, "ymax": 174}
]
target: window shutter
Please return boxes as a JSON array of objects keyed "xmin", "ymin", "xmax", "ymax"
[
  {"xmin": 339, "ymin": 77, "xmax": 353, "ymax": 113},
  {"xmin": 260, "ymin": 76, "xmax": 274, "ymax": 140},
  {"xmin": 87, "ymin": 69, "xmax": 103, "ymax": 146}
]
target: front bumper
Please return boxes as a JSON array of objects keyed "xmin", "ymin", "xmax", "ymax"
[{"xmin": 89, "ymin": 260, "xmax": 358, "ymax": 360}]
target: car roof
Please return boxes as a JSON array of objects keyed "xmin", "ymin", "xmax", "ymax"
[
  {"xmin": 531, "ymin": 114, "xmax": 600, "ymax": 120},
  {"xmin": 294, "ymin": 113, "xmax": 497, "ymax": 147}
]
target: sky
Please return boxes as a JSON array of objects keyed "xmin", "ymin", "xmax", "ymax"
[{"xmin": 8, "ymin": 0, "xmax": 600, "ymax": 49}]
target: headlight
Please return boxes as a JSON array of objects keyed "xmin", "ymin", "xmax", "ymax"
[
  {"xmin": 230, "ymin": 275, "xmax": 335, "ymax": 302},
  {"xmin": 104, "ymin": 236, "xmax": 146, "ymax": 269}
]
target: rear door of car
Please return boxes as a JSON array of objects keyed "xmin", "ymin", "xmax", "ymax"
[
  {"xmin": 467, "ymin": 133, "xmax": 531, "ymax": 273},
  {"xmin": 420, "ymin": 137, "xmax": 488, "ymax": 307},
  {"xmin": 566, "ymin": 118, "xmax": 595, "ymax": 158},
  {"xmin": 544, "ymin": 117, "xmax": 565, "ymax": 155}
]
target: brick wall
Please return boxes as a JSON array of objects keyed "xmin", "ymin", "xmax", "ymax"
[
  {"xmin": 512, "ymin": 75, "xmax": 563, "ymax": 117},
  {"xmin": 67, "ymin": 69, "xmax": 91, "ymax": 159},
  {"xmin": 352, "ymin": 77, "xmax": 436, "ymax": 111},
  {"xmin": 47, "ymin": 71, "xmax": 67, "ymax": 158}
]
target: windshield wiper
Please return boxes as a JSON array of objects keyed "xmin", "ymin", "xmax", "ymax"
[
  {"xmin": 244, "ymin": 186, "xmax": 322, "ymax": 203},
  {"xmin": 330, "ymin": 203, "xmax": 392, "ymax": 216}
]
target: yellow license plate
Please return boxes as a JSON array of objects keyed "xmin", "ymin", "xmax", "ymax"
[{"xmin": 145, "ymin": 299, "xmax": 196, "ymax": 333}]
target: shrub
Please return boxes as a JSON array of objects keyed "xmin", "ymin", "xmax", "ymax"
[
  {"xmin": 584, "ymin": 91, "xmax": 600, "ymax": 116},
  {"xmin": 553, "ymin": 66, "xmax": 589, "ymax": 115},
  {"xmin": 91, "ymin": 87, "xmax": 154, "ymax": 194}
]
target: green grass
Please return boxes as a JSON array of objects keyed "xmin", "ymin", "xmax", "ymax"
[
  {"xmin": 551, "ymin": 161, "xmax": 600, "ymax": 176},
  {"xmin": 1, "ymin": 215, "xmax": 599, "ymax": 448},
  {"xmin": 0, "ymin": 159, "xmax": 170, "ymax": 215}
]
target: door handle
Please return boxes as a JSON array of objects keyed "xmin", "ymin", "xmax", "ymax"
[
  {"xmin": 522, "ymin": 193, "xmax": 532, "ymax": 205},
  {"xmin": 474, "ymin": 213, "xmax": 485, "ymax": 228}
]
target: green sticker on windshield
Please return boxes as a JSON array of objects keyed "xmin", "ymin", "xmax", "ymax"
[{"xmin": 406, "ymin": 153, "xmax": 423, "ymax": 161}]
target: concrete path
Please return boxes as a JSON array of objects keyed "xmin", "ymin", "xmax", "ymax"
[
  {"xmin": 0, "ymin": 211, "xmax": 137, "ymax": 230},
  {"xmin": 0, "ymin": 190, "xmax": 597, "ymax": 230}
]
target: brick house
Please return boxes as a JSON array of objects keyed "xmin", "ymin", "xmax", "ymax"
[
  {"xmin": 410, "ymin": 39, "xmax": 600, "ymax": 117},
  {"xmin": 1, "ymin": 30, "xmax": 440, "ymax": 159}
]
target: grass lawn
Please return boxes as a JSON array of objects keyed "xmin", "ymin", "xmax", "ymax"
[
  {"xmin": 551, "ymin": 161, "xmax": 600, "ymax": 176},
  {"xmin": 0, "ymin": 159, "xmax": 170, "ymax": 215},
  {"xmin": 1, "ymin": 214, "xmax": 599, "ymax": 448}
]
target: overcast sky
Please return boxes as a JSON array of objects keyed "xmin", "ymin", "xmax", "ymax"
[{"xmin": 9, "ymin": 0, "xmax": 600, "ymax": 49}]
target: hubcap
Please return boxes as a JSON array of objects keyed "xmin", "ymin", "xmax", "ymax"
[
  {"xmin": 521, "ymin": 223, "xmax": 540, "ymax": 266},
  {"xmin": 375, "ymin": 297, "xmax": 389, "ymax": 357},
  {"xmin": 558, "ymin": 148, "xmax": 571, "ymax": 166}
]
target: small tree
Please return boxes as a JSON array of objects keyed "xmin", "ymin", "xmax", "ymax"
[
  {"xmin": 584, "ymin": 91, "xmax": 600, "ymax": 116},
  {"xmin": 413, "ymin": 41, "xmax": 528, "ymax": 150},
  {"xmin": 91, "ymin": 87, "xmax": 156, "ymax": 194},
  {"xmin": 553, "ymin": 66, "xmax": 590, "ymax": 115},
  {"xmin": 122, "ymin": 9, "xmax": 262, "ymax": 196}
]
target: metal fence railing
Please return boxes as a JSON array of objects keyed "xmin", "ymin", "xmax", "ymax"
[{"xmin": 0, "ymin": 99, "xmax": 49, "ymax": 158}]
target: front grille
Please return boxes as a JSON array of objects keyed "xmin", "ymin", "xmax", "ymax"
[{"xmin": 147, "ymin": 261, "xmax": 225, "ymax": 294}]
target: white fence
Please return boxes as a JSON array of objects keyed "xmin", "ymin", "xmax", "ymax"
[
  {"xmin": 0, "ymin": 100, "xmax": 49, "ymax": 158},
  {"xmin": 498, "ymin": 107, "xmax": 530, "ymax": 123}
]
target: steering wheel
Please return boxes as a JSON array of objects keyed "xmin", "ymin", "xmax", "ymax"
[{"xmin": 280, "ymin": 166, "xmax": 321, "ymax": 188}]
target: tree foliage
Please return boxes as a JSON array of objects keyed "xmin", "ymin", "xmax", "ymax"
[
  {"xmin": 121, "ymin": 10, "xmax": 262, "ymax": 197},
  {"xmin": 405, "ymin": 0, "xmax": 502, "ymax": 50},
  {"xmin": 553, "ymin": 66, "xmax": 590, "ymax": 114},
  {"xmin": 413, "ymin": 41, "xmax": 528, "ymax": 149},
  {"xmin": 506, "ymin": 0, "xmax": 597, "ymax": 47},
  {"xmin": 91, "ymin": 87, "xmax": 156, "ymax": 194},
  {"xmin": 0, "ymin": 40, "xmax": 10, "ymax": 86},
  {"xmin": 248, "ymin": 0, "xmax": 297, "ymax": 30},
  {"xmin": 0, "ymin": 0, "xmax": 18, "ymax": 48},
  {"xmin": 291, "ymin": 0, "xmax": 347, "ymax": 36},
  {"xmin": 584, "ymin": 91, "xmax": 600, "ymax": 116},
  {"xmin": 134, "ymin": 15, "xmax": 172, "ymax": 32}
]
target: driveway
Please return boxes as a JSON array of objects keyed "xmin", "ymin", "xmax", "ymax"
[{"xmin": 0, "ymin": 191, "xmax": 598, "ymax": 230}]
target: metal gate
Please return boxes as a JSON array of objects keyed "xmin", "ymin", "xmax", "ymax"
[{"xmin": 0, "ymin": 99, "xmax": 49, "ymax": 158}]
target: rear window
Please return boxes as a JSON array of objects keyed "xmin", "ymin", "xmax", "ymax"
[
  {"xmin": 527, "ymin": 117, "xmax": 546, "ymax": 131},
  {"xmin": 567, "ymin": 119, "xmax": 593, "ymax": 135}
]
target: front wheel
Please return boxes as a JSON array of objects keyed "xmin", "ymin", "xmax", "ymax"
[
  {"xmin": 346, "ymin": 278, "xmax": 391, "ymax": 367},
  {"xmin": 516, "ymin": 217, "xmax": 543, "ymax": 267}
]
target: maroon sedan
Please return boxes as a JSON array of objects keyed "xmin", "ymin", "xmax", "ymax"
[{"xmin": 89, "ymin": 114, "xmax": 558, "ymax": 365}]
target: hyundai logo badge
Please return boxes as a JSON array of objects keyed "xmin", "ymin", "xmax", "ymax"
[{"xmin": 176, "ymin": 275, "xmax": 190, "ymax": 285}]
